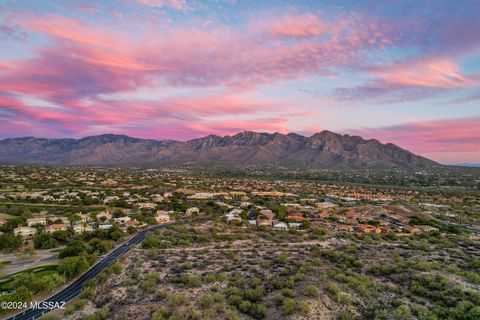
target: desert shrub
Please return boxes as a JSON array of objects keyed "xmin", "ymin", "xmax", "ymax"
[
  {"xmin": 168, "ymin": 293, "xmax": 187, "ymax": 307},
  {"xmin": 304, "ymin": 284, "xmax": 319, "ymax": 297},
  {"xmin": 281, "ymin": 298, "xmax": 296, "ymax": 315}
]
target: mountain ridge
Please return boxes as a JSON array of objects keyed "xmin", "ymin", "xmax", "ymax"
[{"xmin": 0, "ymin": 131, "xmax": 440, "ymax": 169}]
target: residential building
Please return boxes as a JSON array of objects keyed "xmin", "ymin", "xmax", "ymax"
[
  {"xmin": 155, "ymin": 211, "xmax": 171, "ymax": 223},
  {"xmin": 13, "ymin": 227, "xmax": 37, "ymax": 242},
  {"xmin": 113, "ymin": 216, "xmax": 131, "ymax": 224},
  {"xmin": 26, "ymin": 217, "xmax": 47, "ymax": 227},
  {"xmin": 96, "ymin": 211, "xmax": 112, "ymax": 222},
  {"xmin": 273, "ymin": 221, "xmax": 288, "ymax": 230},
  {"xmin": 45, "ymin": 223, "xmax": 69, "ymax": 234},
  {"xmin": 186, "ymin": 207, "xmax": 200, "ymax": 215},
  {"xmin": 73, "ymin": 224, "xmax": 94, "ymax": 233}
]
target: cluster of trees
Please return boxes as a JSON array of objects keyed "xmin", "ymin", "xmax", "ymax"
[
  {"xmin": 12, "ymin": 270, "xmax": 65, "ymax": 293},
  {"xmin": 0, "ymin": 232, "xmax": 22, "ymax": 251},
  {"xmin": 58, "ymin": 256, "xmax": 90, "ymax": 279}
]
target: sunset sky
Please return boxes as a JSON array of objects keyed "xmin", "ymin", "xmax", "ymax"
[{"xmin": 1, "ymin": 0, "xmax": 479, "ymax": 164}]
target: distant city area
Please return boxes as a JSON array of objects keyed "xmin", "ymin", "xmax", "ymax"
[{"xmin": 0, "ymin": 165, "xmax": 478, "ymax": 320}]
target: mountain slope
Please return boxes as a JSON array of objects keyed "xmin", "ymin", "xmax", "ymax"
[{"xmin": 0, "ymin": 131, "xmax": 439, "ymax": 169}]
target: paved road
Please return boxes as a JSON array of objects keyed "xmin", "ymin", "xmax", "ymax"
[{"xmin": 5, "ymin": 223, "xmax": 172, "ymax": 320}]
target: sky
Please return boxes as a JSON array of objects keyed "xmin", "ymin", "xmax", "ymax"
[{"xmin": 0, "ymin": 0, "xmax": 479, "ymax": 164}]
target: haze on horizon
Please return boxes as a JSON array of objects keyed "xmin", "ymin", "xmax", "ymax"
[{"xmin": 0, "ymin": 0, "xmax": 479, "ymax": 164}]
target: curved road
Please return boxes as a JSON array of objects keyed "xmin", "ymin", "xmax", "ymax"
[{"xmin": 5, "ymin": 223, "xmax": 172, "ymax": 320}]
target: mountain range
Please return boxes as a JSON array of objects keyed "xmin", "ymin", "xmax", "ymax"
[{"xmin": 0, "ymin": 131, "xmax": 439, "ymax": 169}]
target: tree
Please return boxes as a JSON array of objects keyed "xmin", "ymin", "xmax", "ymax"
[
  {"xmin": 34, "ymin": 232, "xmax": 58, "ymax": 249},
  {"xmin": 52, "ymin": 230, "xmax": 72, "ymax": 243},
  {"xmin": 0, "ymin": 233, "xmax": 22, "ymax": 251},
  {"xmin": 108, "ymin": 226, "xmax": 125, "ymax": 241},
  {"xmin": 69, "ymin": 214, "xmax": 81, "ymax": 224},
  {"xmin": 127, "ymin": 226, "xmax": 136, "ymax": 234},
  {"xmin": 43, "ymin": 273, "xmax": 66, "ymax": 292},
  {"xmin": 22, "ymin": 246, "xmax": 36, "ymax": 258},
  {"xmin": 15, "ymin": 285, "xmax": 33, "ymax": 302},
  {"xmin": 112, "ymin": 209, "xmax": 126, "ymax": 218},
  {"xmin": 59, "ymin": 240, "xmax": 87, "ymax": 258},
  {"xmin": 58, "ymin": 255, "xmax": 90, "ymax": 279},
  {"xmin": 88, "ymin": 238, "xmax": 113, "ymax": 254}
]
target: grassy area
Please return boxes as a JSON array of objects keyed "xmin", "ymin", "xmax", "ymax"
[
  {"xmin": 0, "ymin": 213, "xmax": 16, "ymax": 220},
  {"xmin": 0, "ymin": 265, "xmax": 59, "ymax": 292}
]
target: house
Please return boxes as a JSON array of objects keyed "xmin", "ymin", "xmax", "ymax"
[
  {"xmin": 257, "ymin": 220, "xmax": 272, "ymax": 227},
  {"xmin": 229, "ymin": 191, "xmax": 247, "ymax": 197},
  {"xmin": 287, "ymin": 215, "xmax": 307, "ymax": 221},
  {"xmin": 78, "ymin": 213, "xmax": 92, "ymax": 223},
  {"xmin": 380, "ymin": 226, "xmax": 392, "ymax": 233},
  {"xmin": 49, "ymin": 216, "xmax": 70, "ymax": 224},
  {"xmin": 152, "ymin": 194, "xmax": 165, "ymax": 202},
  {"xmin": 273, "ymin": 221, "xmax": 288, "ymax": 230},
  {"xmin": 125, "ymin": 219, "xmax": 139, "ymax": 227},
  {"xmin": 258, "ymin": 210, "xmax": 274, "ymax": 220},
  {"xmin": 215, "ymin": 201, "xmax": 233, "ymax": 209},
  {"xmin": 356, "ymin": 224, "xmax": 381, "ymax": 234},
  {"xmin": 334, "ymin": 225, "xmax": 354, "ymax": 232},
  {"xmin": 13, "ymin": 227, "xmax": 37, "ymax": 242},
  {"xmin": 403, "ymin": 226, "xmax": 422, "ymax": 234},
  {"xmin": 315, "ymin": 201, "xmax": 338, "ymax": 209},
  {"xmin": 26, "ymin": 217, "xmax": 47, "ymax": 227},
  {"xmin": 240, "ymin": 202, "xmax": 253, "ymax": 208},
  {"xmin": 346, "ymin": 219, "xmax": 358, "ymax": 225},
  {"xmin": 155, "ymin": 211, "xmax": 171, "ymax": 223},
  {"xmin": 345, "ymin": 211, "xmax": 359, "ymax": 219},
  {"xmin": 311, "ymin": 221, "xmax": 331, "ymax": 229},
  {"xmin": 288, "ymin": 223, "xmax": 302, "ymax": 229},
  {"xmin": 282, "ymin": 203, "xmax": 301, "ymax": 209},
  {"xmin": 315, "ymin": 212, "xmax": 330, "ymax": 219},
  {"xmin": 257, "ymin": 209, "xmax": 274, "ymax": 227},
  {"xmin": 187, "ymin": 193, "xmax": 214, "ymax": 200},
  {"xmin": 98, "ymin": 224, "xmax": 113, "ymax": 229},
  {"xmin": 229, "ymin": 209, "xmax": 244, "ymax": 215},
  {"xmin": 113, "ymin": 216, "xmax": 131, "ymax": 224},
  {"xmin": 137, "ymin": 202, "xmax": 156, "ymax": 209},
  {"xmin": 96, "ymin": 211, "xmax": 112, "ymax": 222},
  {"xmin": 225, "ymin": 212, "xmax": 242, "ymax": 223},
  {"xmin": 418, "ymin": 225, "xmax": 439, "ymax": 232},
  {"xmin": 45, "ymin": 223, "xmax": 69, "ymax": 234},
  {"xmin": 186, "ymin": 207, "xmax": 200, "ymax": 215},
  {"xmin": 73, "ymin": 224, "xmax": 94, "ymax": 233},
  {"xmin": 103, "ymin": 196, "xmax": 119, "ymax": 204}
]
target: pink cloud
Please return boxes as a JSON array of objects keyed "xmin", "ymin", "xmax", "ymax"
[
  {"xmin": 264, "ymin": 13, "xmax": 327, "ymax": 39},
  {"xmin": 135, "ymin": 0, "xmax": 188, "ymax": 10},
  {"xmin": 2, "ymin": 11, "xmax": 389, "ymax": 109},
  {"xmin": 351, "ymin": 117, "xmax": 480, "ymax": 163},
  {"xmin": 372, "ymin": 58, "xmax": 475, "ymax": 89},
  {"xmin": 334, "ymin": 56, "xmax": 480, "ymax": 104}
]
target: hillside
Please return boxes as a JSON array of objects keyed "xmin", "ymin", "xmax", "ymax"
[{"xmin": 0, "ymin": 131, "xmax": 439, "ymax": 169}]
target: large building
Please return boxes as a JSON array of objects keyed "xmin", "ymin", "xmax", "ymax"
[{"xmin": 13, "ymin": 226, "xmax": 37, "ymax": 242}]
